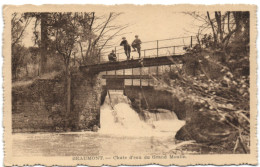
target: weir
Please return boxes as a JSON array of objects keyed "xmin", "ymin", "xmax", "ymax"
[{"xmin": 99, "ymin": 90, "xmax": 185, "ymax": 137}]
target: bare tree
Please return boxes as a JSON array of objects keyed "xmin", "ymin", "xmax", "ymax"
[
  {"xmin": 11, "ymin": 13, "xmax": 32, "ymax": 47},
  {"xmin": 29, "ymin": 12, "xmax": 55, "ymax": 75},
  {"xmin": 11, "ymin": 13, "xmax": 32, "ymax": 79},
  {"xmin": 185, "ymin": 11, "xmax": 249, "ymax": 50},
  {"xmin": 40, "ymin": 13, "xmax": 49, "ymax": 74},
  {"xmin": 78, "ymin": 12, "xmax": 128, "ymax": 64},
  {"xmin": 207, "ymin": 11, "xmax": 217, "ymax": 46}
]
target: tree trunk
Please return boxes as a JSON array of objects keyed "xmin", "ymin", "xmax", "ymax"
[
  {"xmin": 215, "ymin": 12, "xmax": 223, "ymax": 42},
  {"xmin": 227, "ymin": 12, "xmax": 231, "ymax": 33},
  {"xmin": 40, "ymin": 13, "xmax": 48, "ymax": 75},
  {"xmin": 65, "ymin": 65, "xmax": 71, "ymax": 128},
  {"xmin": 207, "ymin": 12, "xmax": 217, "ymax": 47},
  {"xmin": 233, "ymin": 12, "xmax": 243, "ymax": 37}
]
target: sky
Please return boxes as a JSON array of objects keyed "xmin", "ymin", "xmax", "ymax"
[
  {"xmin": 110, "ymin": 11, "xmax": 196, "ymax": 45},
  {"xmin": 22, "ymin": 8, "xmax": 200, "ymax": 50},
  {"xmin": 99, "ymin": 8, "xmax": 202, "ymax": 56},
  {"xmin": 21, "ymin": 8, "xmax": 208, "ymax": 62}
]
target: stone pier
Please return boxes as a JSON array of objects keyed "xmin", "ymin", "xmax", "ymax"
[{"xmin": 71, "ymin": 71, "xmax": 102, "ymax": 130}]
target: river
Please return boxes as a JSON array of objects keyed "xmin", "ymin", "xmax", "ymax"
[{"xmin": 13, "ymin": 90, "xmax": 194, "ymax": 157}]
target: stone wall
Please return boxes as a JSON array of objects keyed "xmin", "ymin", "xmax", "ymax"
[
  {"xmin": 123, "ymin": 86, "xmax": 188, "ymax": 120},
  {"xmin": 12, "ymin": 74, "xmax": 66, "ymax": 132},
  {"xmin": 12, "ymin": 71, "xmax": 102, "ymax": 133},
  {"xmin": 71, "ymin": 72, "xmax": 102, "ymax": 130}
]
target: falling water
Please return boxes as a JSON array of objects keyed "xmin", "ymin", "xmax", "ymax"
[
  {"xmin": 12, "ymin": 90, "xmax": 190, "ymax": 157},
  {"xmin": 99, "ymin": 90, "xmax": 185, "ymax": 137}
]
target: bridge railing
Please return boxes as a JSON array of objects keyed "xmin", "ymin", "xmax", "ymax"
[{"xmin": 99, "ymin": 36, "xmax": 197, "ymax": 63}]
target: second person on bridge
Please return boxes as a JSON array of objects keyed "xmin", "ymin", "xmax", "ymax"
[
  {"xmin": 131, "ymin": 35, "xmax": 142, "ymax": 58},
  {"xmin": 120, "ymin": 37, "xmax": 131, "ymax": 60}
]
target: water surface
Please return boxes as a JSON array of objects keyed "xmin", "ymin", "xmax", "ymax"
[{"xmin": 13, "ymin": 90, "xmax": 188, "ymax": 157}]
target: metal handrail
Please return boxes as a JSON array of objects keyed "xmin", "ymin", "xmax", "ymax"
[
  {"xmin": 101, "ymin": 35, "xmax": 196, "ymax": 55},
  {"xmin": 99, "ymin": 44, "xmax": 188, "ymax": 60},
  {"xmin": 74, "ymin": 35, "xmax": 197, "ymax": 64}
]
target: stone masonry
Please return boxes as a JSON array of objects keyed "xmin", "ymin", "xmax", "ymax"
[
  {"xmin": 12, "ymin": 71, "xmax": 102, "ymax": 132},
  {"xmin": 71, "ymin": 71, "xmax": 102, "ymax": 130}
]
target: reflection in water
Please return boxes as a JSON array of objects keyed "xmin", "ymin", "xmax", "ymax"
[{"xmin": 12, "ymin": 91, "xmax": 188, "ymax": 157}]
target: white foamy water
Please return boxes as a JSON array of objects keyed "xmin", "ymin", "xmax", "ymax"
[
  {"xmin": 12, "ymin": 90, "xmax": 189, "ymax": 157},
  {"xmin": 99, "ymin": 90, "xmax": 185, "ymax": 137}
]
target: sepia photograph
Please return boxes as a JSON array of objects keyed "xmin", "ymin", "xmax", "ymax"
[{"xmin": 3, "ymin": 4, "xmax": 257, "ymax": 166}]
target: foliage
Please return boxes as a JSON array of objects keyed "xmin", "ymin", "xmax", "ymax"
[
  {"xmin": 11, "ymin": 13, "xmax": 32, "ymax": 80},
  {"xmin": 12, "ymin": 44, "xmax": 29, "ymax": 79},
  {"xmin": 156, "ymin": 52, "xmax": 249, "ymax": 152},
  {"xmin": 11, "ymin": 13, "xmax": 32, "ymax": 48},
  {"xmin": 154, "ymin": 11, "xmax": 250, "ymax": 153},
  {"xmin": 187, "ymin": 11, "xmax": 249, "ymax": 50},
  {"xmin": 12, "ymin": 12, "xmax": 126, "ymax": 80}
]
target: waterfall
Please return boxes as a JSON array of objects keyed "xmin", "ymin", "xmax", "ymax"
[{"xmin": 99, "ymin": 90, "xmax": 185, "ymax": 137}]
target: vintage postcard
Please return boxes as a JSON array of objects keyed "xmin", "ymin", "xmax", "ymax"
[{"xmin": 3, "ymin": 4, "xmax": 257, "ymax": 166}]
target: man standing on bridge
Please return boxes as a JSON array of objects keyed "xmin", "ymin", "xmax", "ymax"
[
  {"xmin": 131, "ymin": 35, "xmax": 142, "ymax": 57},
  {"xmin": 120, "ymin": 37, "xmax": 131, "ymax": 60}
]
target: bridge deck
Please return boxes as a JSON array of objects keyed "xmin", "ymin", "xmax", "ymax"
[
  {"xmin": 80, "ymin": 54, "xmax": 184, "ymax": 73},
  {"xmin": 102, "ymin": 75, "xmax": 152, "ymax": 79}
]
